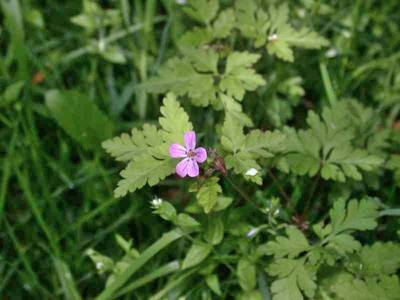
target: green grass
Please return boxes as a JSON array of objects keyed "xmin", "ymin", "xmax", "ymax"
[{"xmin": 1, "ymin": 0, "xmax": 400, "ymax": 299}]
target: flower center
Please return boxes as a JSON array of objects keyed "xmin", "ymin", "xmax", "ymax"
[{"xmin": 187, "ymin": 149, "xmax": 195, "ymax": 158}]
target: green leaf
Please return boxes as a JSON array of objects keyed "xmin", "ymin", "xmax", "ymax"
[
  {"xmin": 204, "ymin": 216, "xmax": 224, "ymax": 245},
  {"xmin": 196, "ymin": 177, "xmax": 222, "ymax": 213},
  {"xmin": 235, "ymin": 2, "xmax": 328, "ymax": 62},
  {"xmin": 154, "ymin": 201, "xmax": 177, "ymax": 222},
  {"xmin": 86, "ymin": 249, "xmax": 114, "ymax": 275},
  {"xmin": 3, "ymin": 80, "xmax": 25, "ymax": 105},
  {"xmin": 358, "ymin": 242, "xmax": 400, "ymax": 276},
  {"xmin": 102, "ymin": 124, "xmax": 163, "ymax": 162},
  {"xmin": 114, "ymin": 155, "xmax": 175, "ymax": 198},
  {"xmin": 235, "ymin": 0, "xmax": 269, "ymax": 45},
  {"xmin": 221, "ymin": 112, "xmax": 285, "ymax": 183},
  {"xmin": 176, "ymin": 213, "xmax": 200, "ymax": 231},
  {"xmin": 183, "ymin": 0, "xmax": 219, "ymax": 24},
  {"xmin": 100, "ymin": 45, "xmax": 127, "ymax": 64},
  {"xmin": 144, "ymin": 57, "xmax": 217, "ymax": 107},
  {"xmin": 206, "ymin": 274, "xmax": 222, "ymax": 296},
  {"xmin": 45, "ymin": 90, "xmax": 113, "ymax": 151},
  {"xmin": 330, "ymin": 273, "xmax": 400, "ymax": 300},
  {"xmin": 265, "ymin": 4, "xmax": 328, "ymax": 62},
  {"xmin": 159, "ymin": 92, "xmax": 193, "ymax": 144},
  {"xmin": 325, "ymin": 234, "xmax": 361, "ymax": 255},
  {"xmin": 115, "ymin": 234, "xmax": 133, "ymax": 254},
  {"xmin": 264, "ymin": 227, "xmax": 310, "ymax": 259},
  {"xmin": 104, "ymin": 93, "xmax": 193, "ymax": 197},
  {"xmin": 237, "ymin": 258, "xmax": 257, "ymax": 291},
  {"xmin": 213, "ymin": 9, "xmax": 235, "ymax": 38},
  {"xmin": 180, "ymin": 47, "xmax": 219, "ymax": 73},
  {"xmin": 220, "ymin": 93, "xmax": 253, "ymax": 127},
  {"xmin": 213, "ymin": 196, "xmax": 234, "ymax": 212},
  {"xmin": 329, "ymin": 198, "xmax": 379, "ymax": 234},
  {"xmin": 282, "ymin": 103, "xmax": 383, "ymax": 181},
  {"xmin": 267, "ymin": 258, "xmax": 316, "ymax": 300},
  {"xmin": 220, "ymin": 51, "xmax": 265, "ymax": 101},
  {"xmin": 181, "ymin": 241, "xmax": 212, "ymax": 269}
]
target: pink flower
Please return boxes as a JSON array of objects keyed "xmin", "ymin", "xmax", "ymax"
[{"xmin": 169, "ymin": 131, "xmax": 207, "ymax": 178}]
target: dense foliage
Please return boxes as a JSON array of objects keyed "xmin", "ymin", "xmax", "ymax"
[{"xmin": 1, "ymin": 0, "xmax": 400, "ymax": 299}]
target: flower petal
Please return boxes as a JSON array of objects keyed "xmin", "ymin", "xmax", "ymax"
[
  {"xmin": 194, "ymin": 147, "xmax": 207, "ymax": 163},
  {"xmin": 187, "ymin": 159, "xmax": 199, "ymax": 177},
  {"xmin": 184, "ymin": 131, "xmax": 196, "ymax": 150},
  {"xmin": 176, "ymin": 158, "xmax": 190, "ymax": 177},
  {"xmin": 169, "ymin": 143, "xmax": 187, "ymax": 158}
]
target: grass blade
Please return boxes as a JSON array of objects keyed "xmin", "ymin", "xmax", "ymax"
[
  {"xmin": 53, "ymin": 258, "xmax": 82, "ymax": 300},
  {"xmin": 114, "ymin": 260, "xmax": 180, "ymax": 298},
  {"xmin": 95, "ymin": 229, "xmax": 184, "ymax": 300}
]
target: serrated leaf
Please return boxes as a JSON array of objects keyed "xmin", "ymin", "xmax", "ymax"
[
  {"xmin": 102, "ymin": 125, "xmax": 163, "ymax": 162},
  {"xmin": 221, "ymin": 112, "xmax": 285, "ymax": 183},
  {"xmin": 235, "ymin": 2, "xmax": 328, "ymax": 62},
  {"xmin": 213, "ymin": 8, "xmax": 235, "ymax": 38},
  {"xmin": 282, "ymin": 103, "xmax": 383, "ymax": 181},
  {"xmin": 220, "ymin": 93, "xmax": 253, "ymax": 127},
  {"xmin": 144, "ymin": 57, "xmax": 217, "ymax": 107},
  {"xmin": 159, "ymin": 93, "xmax": 193, "ymax": 144},
  {"xmin": 237, "ymin": 258, "xmax": 257, "ymax": 291},
  {"xmin": 267, "ymin": 258, "xmax": 316, "ymax": 300},
  {"xmin": 105, "ymin": 93, "xmax": 194, "ymax": 197},
  {"xmin": 330, "ymin": 198, "xmax": 379, "ymax": 234},
  {"xmin": 358, "ymin": 242, "xmax": 400, "ymax": 276},
  {"xmin": 45, "ymin": 90, "xmax": 113, "ymax": 151},
  {"xmin": 180, "ymin": 47, "xmax": 219, "ymax": 73},
  {"xmin": 181, "ymin": 241, "xmax": 212, "ymax": 269},
  {"xmin": 326, "ymin": 234, "xmax": 361, "ymax": 255},
  {"xmin": 264, "ymin": 227, "xmax": 310, "ymax": 259},
  {"xmin": 235, "ymin": 0, "xmax": 269, "ymax": 44},
  {"xmin": 220, "ymin": 51, "xmax": 265, "ymax": 100},
  {"xmin": 115, "ymin": 155, "xmax": 175, "ymax": 197},
  {"xmin": 183, "ymin": 0, "xmax": 219, "ymax": 24},
  {"xmin": 265, "ymin": 4, "xmax": 328, "ymax": 62},
  {"xmin": 330, "ymin": 273, "xmax": 400, "ymax": 300},
  {"xmin": 196, "ymin": 177, "xmax": 222, "ymax": 213}
]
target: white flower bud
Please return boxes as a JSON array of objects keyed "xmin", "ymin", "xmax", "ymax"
[
  {"xmin": 268, "ymin": 33, "xmax": 279, "ymax": 42},
  {"xmin": 151, "ymin": 197, "xmax": 163, "ymax": 208},
  {"xmin": 96, "ymin": 262, "xmax": 104, "ymax": 270},
  {"xmin": 245, "ymin": 168, "xmax": 258, "ymax": 176},
  {"xmin": 246, "ymin": 227, "xmax": 259, "ymax": 238}
]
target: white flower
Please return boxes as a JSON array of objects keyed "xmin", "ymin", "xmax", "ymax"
[
  {"xmin": 96, "ymin": 262, "xmax": 104, "ymax": 270},
  {"xmin": 246, "ymin": 227, "xmax": 259, "ymax": 238},
  {"xmin": 245, "ymin": 168, "xmax": 258, "ymax": 176},
  {"xmin": 175, "ymin": 0, "xmax": 187, "ymax": 4},
  {"xmin": 268, "ymin": 33, "xmax": 279, "ymax": 42},
  {"xmin": 325, "ymin": 48, "xmax": 338, "ymax": 58},
  {"xmin": 151, "ymin": 197, "xmax": 163, "ymax": 208}
]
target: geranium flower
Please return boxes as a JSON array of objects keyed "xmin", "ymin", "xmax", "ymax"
[{"xmin": 169, "ymin": 131, "xmax": 207, "ymax": 177}]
